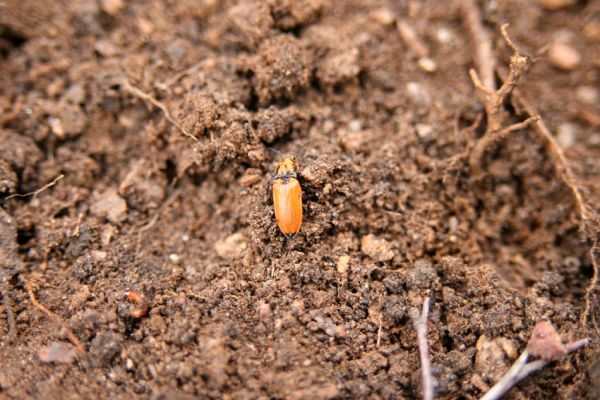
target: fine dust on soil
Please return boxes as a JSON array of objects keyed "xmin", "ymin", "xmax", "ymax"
[{"xmin": 1, "ymin": 0, "xmax": 599, "ymax": 399}]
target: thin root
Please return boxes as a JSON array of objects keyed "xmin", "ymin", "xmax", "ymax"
[
  {"xmin": 25, "ymin": 279, "xmax": 85, "ymax": 354},
  {"xmin": 410, "ymin": 297, "xmax": 434, "ymax": 400},
  {"xmin": 4, "ymin": 174, "xmax": 64, "ymax": 201},
  {"xmin": 469, "ymin": 115, "xmax": 540, "ymax": 177},
  {"xmin": 121, "ymin": 80, "xmax": 199, "ymax": 144}
]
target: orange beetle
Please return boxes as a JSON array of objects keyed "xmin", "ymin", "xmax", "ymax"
[{"xmin": 273, "ymin": 156, "xmax": 302, "ymax": 237}]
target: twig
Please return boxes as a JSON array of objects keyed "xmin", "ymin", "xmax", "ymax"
[
  {"xmin": 466, "ymin": 24, "xmax": 531, "ymax": 177},
  {"xmin": 120, "ymin": 80, "xmax": 199, "ymax": 143},
  {"xmin": 1, "ymin": 282, "xmax": 16, "ymax": 342},
  {"xmin": 469, "ymin": 115, "xmax": 539, "ymax": 175},
  {"xmin": 505, "ymin": 83, "xmax": 590, "ymax": 223},
  {"xmin": 460, "ymin": 0, "xmax": 496, "ymax": 91},
  {"xmin": 410, "ymin": 297, "xmax": 434, "ymax": 400},
  {"xmin": 25, "ymin": 279, "xmax": 85, "ymax": 353},
  {"xmin": 4, "ymin": 174, "xmax": 64, "ymax": 200},
  {"xmin": 481, "ymin": 339, "xmax": 588, "ymax": 400}
]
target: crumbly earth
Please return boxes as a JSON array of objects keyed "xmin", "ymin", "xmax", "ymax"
[{"xmin": 1, "ymin": 0, "xmax": 599, "ymax": 399}]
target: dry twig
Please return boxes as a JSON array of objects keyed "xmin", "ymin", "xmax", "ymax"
[
  {"xmin": 410, "ymin": 297, "xmax": 434, "ymax": 400},
  {"xmin": 460, "ymin": 0, "xmax": 496, "ymax": 91},
  {"xmin": 25, "ymin": 279, "xmax": 85, "ymax": 353},
  {"xmin": 467, "ymin": 24, "xmax": 534, "ymax": 176},
  {"xmin": 120, "ymin": 80, "xmax": 199, "ymax": 143},
  {"xmin": 4, "ymin": 174, "xmax": 64, "ymax": 200}
]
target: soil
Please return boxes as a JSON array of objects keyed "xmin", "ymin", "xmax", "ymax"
[{"xmin": 1, "ymin": 0, "xmax": 599, "ymax": 399}]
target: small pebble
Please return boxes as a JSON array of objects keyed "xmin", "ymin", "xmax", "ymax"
[
  {"xmin": 418, "ymin": 57, "xmax": 437, "ymax": 73},
  {"xmin": 548, "ymin": 41, "xmax": 581, "ymax": 71},
  {"xmin": 100, "ymin": 0, "xmax": 125, "ymax": 15},
  {"xmin": 415, "ymin": 123, "xmax": 434, "ymax": 139},
  {"xmin": 406, "ymin": 81, "xmax": 430, "ymax": 106},
  {"xmin": 348, "ymin": 119, "xmax": 362, "ymax": 132},
  {"xmin": 337, "ymin": 255, "xmax": 350, "ymax": 274},
  {"xmin": 436, "ymin": 27, "xmax": 453, "ymax": 44},
  {"xmin": 556, "ymin": 122, "xmax": 577, "ymax": 148},
  {"xmin": 575, "ymin": 86, "xmax": 598, "ymax": 105},
  {"xmin": 371, "ymin": 8, "xmax": 396, "ymax": 26},
  {"xmin": 537, "ymin": 0, "xmax": 576, "ymax": 10}
]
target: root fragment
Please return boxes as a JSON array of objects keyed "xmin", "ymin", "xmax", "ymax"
[
  {"xmin": 120, "ymin": 80, "xmax": 199, "ymax": 144},
  {"xmin": 410, "ymin": 297, "xmax": 434, "ymax": 400},
  {"xmin": 25, "ymin": 279, "xmax": 85, "ymax": 354}
]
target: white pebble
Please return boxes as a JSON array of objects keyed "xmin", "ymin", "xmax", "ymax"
[
  {"xmin": 557, "ymin": 122, "xmax": 577, "ymax": 148},
  {"xmin": 575, "ymin": 86, "xmax": 598, "ymax": 105}
]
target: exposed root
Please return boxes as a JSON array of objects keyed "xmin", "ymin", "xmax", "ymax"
[
  {"xmin": 468, "ymin": 114, "xmax": 540, "ymax": 176},
  {"xmin": 120, "ymin": 79, "xmax": 200, "ymax": 144},
  {"xmin": 4, "ymin": 174, "xmax": 64, "ymax": 200},
  {"xmin": 460, "ymin": 0, "xmax": 496, "ymax": 91},
  {"xmin": 467, "ymin": 24, "xmax": 531, "ymax": 177},
  {"xmin": 461, "ymin": 2, "xmax": 597, "ymax": 330},
  {"xmin": 410, "ymin": 297, "xmax": 434, "ymax": 400},
  {"xmin": 25, "ymin": 279, "xmax": 85, "ymax": 354}
]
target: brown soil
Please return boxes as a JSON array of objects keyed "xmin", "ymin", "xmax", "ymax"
[{"xmin": 1, "ymin": 0, "xmax": 599, "ymax": 399}]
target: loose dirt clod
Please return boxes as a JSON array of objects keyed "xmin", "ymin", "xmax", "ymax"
[{"xmin": 38, "ymin": 342, "xmax": 78, "ymax": 364}]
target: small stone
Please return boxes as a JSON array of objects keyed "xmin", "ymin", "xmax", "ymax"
[
  {"xmin": 94, "ymin": 40, "xmax": 120, "ymax": 57},
  {"xmin": 214, "ymin": 232, "xmax": 247, "ymax": 260},
  {"xmin": 91, "ymin": 188, "xmax": 128, "ymax": 223},
  {"xmin": 48, "ymin": 117, "xmax": 65, "ymax": 137},
  {"xmin": 556, "ymin": 122, "xmax": 577, "ymax": 148},
  {"xmin": 371, "ymin": 8, "xmax": 396, "ymax": 26},
  {"xmin": 436, "ymin": 27, "xmax": 453, "ymax": 44},
  {"xmin": 348, "ymin": 119, "xmax": 362, "ymax": 132},
  {"xmin": 168, "ymin": 253, "xmax": 181, "ymax": 264},
  {"xmin": 415, "ymin": 123, "xmax": 434, "ymax": 139},
  {"xmin": 548, "ymin": 41, "xmax": 581, "ymax": 70},
  {"xmin": 100, "ymin": 0, "xmax": 124, "ymax": 15},
  {"xmin": 538, "ymin": 0, "xmax": 576, "ymax": 10},
  {"xmin": 406, "ymin": 81, "xmax": 430, "ymax": 106},
  {"xmin": 38, "ymin": 342, "xmax": 78, "ymax": 364},
  {"xmin": 361, "ymin": 234, "xmax": 394, "ymax": 262},
  {"xmin": 418, "ymin": 57, "xmax": 437, "ymax": 73},
  {"xmin": 337, "ymin": 255, "xmax": 350, "ymax": 274},
  {"xmin": 575, "ymin": 86, "xmax": 599, "ymax": 105}
]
